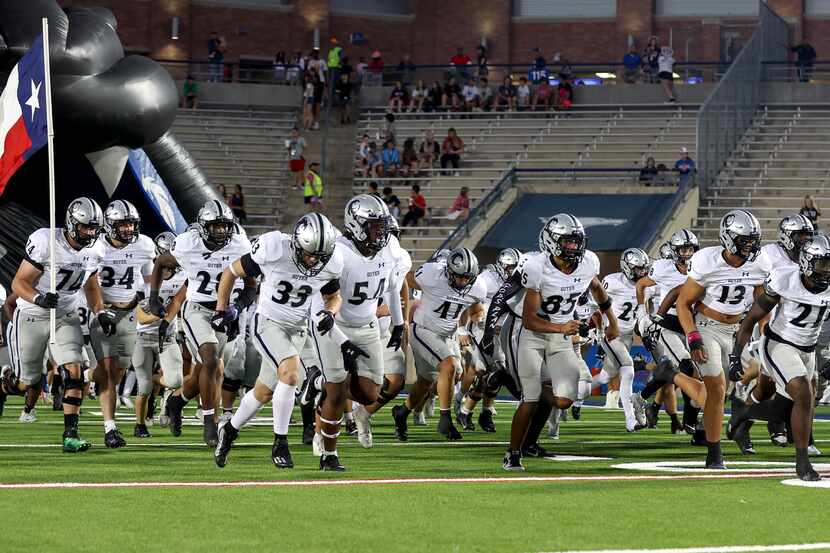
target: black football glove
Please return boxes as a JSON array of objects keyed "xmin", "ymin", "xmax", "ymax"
[
  {"xmin": 158, "ymin": 319, "xmax": 170, "ymax": 353},
  {"xmin": 147, "ymin": 290, "xmax": 166, "ymax": 318},
  {"xmin": 225, "ymin": 318, "xmax": 241, "ymax": 342},
  {"xmin": 578, "ymin": 321, "xmax": 590, "ymax": 338},
  {"xmin": 728, "ymin": 353, "xmax": 744, "ymax": 382},
  {"xmin": 386, "ymin": 324, "xmax": 404, "ymax": 351},
  {"xmin": 97, "ymin": 309, "xmax": 118, "ymax": 337},
  {"xmin": 210, "ymin": 306, "xmax": 239, "ymax": 333},
  {"xmin": 316, "ymin": 310, "xmax": 336, "ymax": 335},
  {"xmin": 341, "ymin": 340, "xmax": 370, "ymax": 373},
  {"xmin": 33, "ymin": 292, "xmax": 59, "ymax": 309}
]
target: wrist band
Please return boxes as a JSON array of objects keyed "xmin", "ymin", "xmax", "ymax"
[{"xmin": 686, "ymin": 330, "xmax": 702, "ymax": 347}]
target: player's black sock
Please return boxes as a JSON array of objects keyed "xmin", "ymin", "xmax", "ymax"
[
  {"xmin": 522, "ymin": 398, "xmax": 554, "ymax": 449},
  {"xmin": 741, "ymin": 395, "xmax": 793, "ymax": 425},
  {"xmin": 669, "ymin": 413, "xmax": 680, "ymax": 425},
  {"xmin": 64, "ymin": 413, "xmax": 79, "ymax": 431},
  {"xmin": 705, "ymin": 441, "xmax": 722, "ymax": 465}
]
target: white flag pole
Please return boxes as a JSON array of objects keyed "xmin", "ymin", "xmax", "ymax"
[{"xmin": 42, "ymin": 17, "xmax": 57, "ymax": 344}]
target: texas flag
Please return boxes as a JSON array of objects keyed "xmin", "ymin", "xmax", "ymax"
[{"xmin": 0, "ymin": 34, "xmax": 47, "ymax": 194}]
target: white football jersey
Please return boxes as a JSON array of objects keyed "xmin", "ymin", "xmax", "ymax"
[
  {"xmin": 758, "ymin": 242, "xmax": 795, "ymax": 275},
  {"xmin": 90, "ymin": 234, "xmax": 155, "ymax": 304},
  {"xmin": 687, "ymin": 246, "xmax": 767, "ymax": 316},
  {"xmin": 648, "ymin": 258, "xmax": 687, "ymax": 315},
  {"xmin": 412, "ymin": 261, "xmax": 487, "ymax": 337},
  {"xmin": 602, "ymin": 272, "xmax": 638, "ymax": 335},
  {"xmin": 17, "ymin": 228, "xmax": 98, "ymax": 316},
  {"xmin": 172, "ymin": 228, "xmax": 251, "ymax": 304},
  {"xmin": 252, "ymin": 231, "xmax": 344, "ymax": 329},
  {"xmin": 575, "ymin": 295, "xmax": 598, "ymax": 322},
  {"xmin": 504, "ymin": 251, "xmax": 546, "ymax": 317},
  {"xmin": 137, "ymin": 271, "xmax": 187, "ymax": 334},
  {"xmin": 765, "ymin": 265, "xmax": 830, "ymax": 348},
  {"xmin": 521, "ymin": 250, "xmax": 600, "ymax": 324}
]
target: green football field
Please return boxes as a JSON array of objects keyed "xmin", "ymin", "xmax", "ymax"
[{"xmin": 1, "ymin": 396, "xmax": 830, "ymax": 553}]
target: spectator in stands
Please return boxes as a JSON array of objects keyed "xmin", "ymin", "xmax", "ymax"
[
  {"xmin": 182, "ymin": 75, "xmax": 199, "ymax": 109},
  {"xmin": 388, "ymin": 80, "xmax": 407, "ymax": 112},
  {"xmin": 326, "ymin": 37, "xmax": 343, "ymax": 86},
  {"xmin": 382, "ymin": 112, "xmax": 397, "ymax": 144},
  {"xmin": 476, "ymin": 45, "xmax": 489, "ymax": 78},
  {"xmin": 380, "ymin": 140, "xmax": 401, "ymax": 177},
  {"xmin": 401, "ymin": 138, "xmax": 420, "ymax": 177},
  {"xmin": 365, "ymin": 142, "xmax": 383, "ymax": 177},
  {"xmin": 383, "ymin": 186, "xmax": 402, "ymax": 218},
  {"xmin": 556, "ymin": 78, "xmax": 574, "ymax": 110},
  {"xmin": 517, "ymin": 76, "xmax": 531, "ymax": 110},
  {"xmin": 420, "ymin": 129, "xmax": 440, "ymax": 167},
  {"xmin": 207, "ymin": 32, "xmax": 225, "ymax": 82},
  {"xmin": 307, "ymin": 48, "xmax": 327, "ymax": 84},
  {"xmin": 357, "ymin": 133, "xmax": 370, "ymax": 174},
  {"xmin": 442, "ymin": 77, "xmax": 462, "ymax": 110},
  {"xmin": 287, "ymin": 127, "xmax": 307, "ymax": 190},
  {"xmin": 447, "ymin": 186, "xmax": 471, "ymax": 221},
  {"xmin": 801, "ymin": 195, "xmax": 821, "ymax": 228},
  {"xmin": 623, "ymin": 46, "xmax": 642, "ymax": 83},
  {"xmin": 639, "ymin": 157, "xmax": 658, "ymax": 185},
  {"xmin": 336, "ymin": 73, "xmax": 353, "ymax": 124},
  {"xmin": 274, "ymin": 51, "xmax": 287, "ymax": 82},
  {"xmin": 674, "ymin": 147, "xmax": 696, "ymax": 186},
  {"xmin": 340, "ymin": 56, "xmax": 354, "ymax": 83},
  {"xmin": 644, "ymin": 36, "xmax": 660, "ymax": 83},
  {"xmin": 553, "ymin": 52, "xmax": 573, "ymax": 81},
  {"xmin": 462, "ymin": 79, "xmax": 480, "ymax": 111},
  {"xmin": 479, "ymin": 78, "xmax": 494, "ymax": 110},
  {"xmin": 217, "ymin": 184, "xmax": 229, "ymax": 203},
  {"xmin": 397, "ymin": 54, "xmax": 416, "ymax": 84},
  {"xmin": 658, "ymin": 46, "xmax": 677, "ymax": 103},
  {"xmin": 532, "ymin": 78, "xmax": 553, "ymax": 111},
  {"xmin": 441, "ymin": 127, "xmax": 465, "ymax": 172},
  {"xmin": 497, "ymin": 76, "xmax": 517, "ymax": 111},
  {"xmin": 451, "ymin": 47, "xmax": 472, "ymax": 79},
  {"xmin": 791, "ymin": 41, "xmax": 817, "ymax": 83},
  {"xmin": 426, "ymin": 81, "xmax": 443, "ymax": 112},
  {"xmin": 304, "ymin": 162, "xmax": 325, "ymax": 212},
  {"xmin": 402, "ymin": 183, "xmax": 427, "ymax": 227},
  {"xmin": 654, "ymin": 163, "xmax": 672, "ymax": 186},
  {"xmin": 367, "ymin": 181, "xmax": 382, "ymax": 198},
  {"xmin": 288, "ymin": 51, "xmax": 303, "ymax": 85},
  {"xmin": 302, "ymin": 74, "xmax": 315, "ymax": 130},
  {"xmin": 368, "ymin": 50, "xmax": 384, "ymax": 86},
  {"xmin": 230, "ymin": 184, "xmax": 246, "ymax": 222},
  {"xmin": 409, "ymin": 80, "xmax": 428, "ymax": 112},
  {"xmin": 356, "ymin": 56, "xmax": 368, "ymax": 83}
]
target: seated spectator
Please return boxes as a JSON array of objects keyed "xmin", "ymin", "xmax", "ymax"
[
  {"xmin": 356, "ymin": 56, "xmax": 368, "ymax": 83},
  {"xmin": 801, "ymin": 194, "xmax": 821, "ymax": 228},
  {"xmin": 383, "ymin": 186, "xmax": 402, "ymax": 218},
  {"xmin": 556, "ymin": 78, "xmax": 573, "ymax": 110},
  {"xmin": 442, "ymin": 77, "xmax": 462, "ymax": 110},
  {"xmin": 658, "ymin": 46, "xmax": 677, "ymax": 103},
  {"xmin": 532, "ymin": 78, "xmax": 553, "ymax": 111},
  {"xmin": 447, "ymin": 186, "xmax": 470, "ymax": 221},
  {"xmin": 409, "ymin": 80, "xmax": 428, "ymax": 112},
  {"xmin": 402, "ymin": 183, "xmax": 427, "ymax": 227},
  {"xmin": 400, "ymin": 138, "xmax": 420, "ymax": 177},
  {"xmin": 426, "ymin": 81, "xmax": 443, "ymax": 112},
  {"xmin": 218, "ymin": 184, "xmax": 229, "ymax": 203},
  {"xmin": 674, "ymin": 147, "xmax": 695, "ymax": 185},
  {"xmin": 479, "ymin": 78, "xmax": 494, "ymax": 110},
  {"xmin": 497, "ymin": 76, "xmax": 517, "ymax": 111},
  {"xmin": 450, "ymin": 47, "xmax": 472, "ymax": 79},
  {"xmin": 420, "ymin": 129, "xmax": 440, "ymax": 167},
  {"xmin": 229, "ymin": 184, "xmax": 246, "ymax": 223},
  {"xmin": 367, "ymin": 50, "xmax": 384, "ymax": 86},
  {"xmin": 357, "ymin": 133, "xmax": 370, "ymax": 173},
  {"xmin": 367, "ymin": 181, "xmax": 382, "ymax": 198},
  {"xmin": 654, "ymin": 163, "xmax": 672, "ymax": 186},
  {"xmin": 516, "ymin": 76, "xmax": 531, "ymax": 110},
  {"xmin": 274, "ymin": 51, "xmax": 287, "ymax": 82},
  {"xmin": 182, "ymin": 75, "xmax": 199, "ymax": 109},
  {"xmin": 622, "ymin": 46, "xmax": 642, "ymax": 83},
  {"xmin": 379, "ymin": 140, "xmax": 401, "ymax": 177},
  {"xmin": 365, "ymin": 142, "xmax": 383, "ymax": 177},
  {"xmin": 462, "ymin": 79, "xmax": 480, "ymax": 111},
  {"xmin": 639, "ymin": 157, "xmax": 658, "ymax": 185},
  {"xmin": 388, "ymin": 80, "xmax": 407, "ymax": 112},
  {"xmin": 336, "ymin": 73, "xmax": 353, "ymax": 124},
  {"xmin": 441, "ymin": 127, "xmax": 465, "ymax": 172},
  {"xmin": 381, "ymin": 112, "xmax": 397, "ymax": 144}
]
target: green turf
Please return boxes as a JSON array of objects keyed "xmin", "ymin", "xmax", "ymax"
[{"xmin": 1, "ymin": 396, "xmax": 829, "ymax": 553}]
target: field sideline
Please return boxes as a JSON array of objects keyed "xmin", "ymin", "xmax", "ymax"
[{"xmin": 1, "ymin": 396, "xmax": 829, "ymax": 553}]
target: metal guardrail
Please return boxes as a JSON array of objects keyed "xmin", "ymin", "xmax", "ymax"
[{"xmin": 762, "ymin": 61, "xmax": 830, "ymax": 83}]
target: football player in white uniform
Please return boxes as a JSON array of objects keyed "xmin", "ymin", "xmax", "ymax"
[
  {"xmin": 391, "ymin": 247, "xmax": 486, "ymax": 441},
  {"xmin": 728, "ymin": 235, "xmax": 830, "ymax": 481},
  {"xmin": 212, "ymin": 213, "xmax": 351, "ymax": 470},
  {"xmin": 131, "ymin": 232, "xmax": 187, "ymax": 437},
  {"xmin": 657, "ymin": 210, "xmax": 767, "ymax": 469},
  {"xmin": 310, "ymin": 196, "xmax": 407, "ymax": 461},
  {"xmin": 590, "ymin": 248, "xmax": 650, "ymax": 432},
  {"xmin": 5, "ymin": 198, "xmax": 107, "ymax": 452},
  {"xmin": 456, "ymin": 248, "xmax": 520, "ymax": 432},
  {"xmin": 87, "ymin": 200, "xmax": 155, "ymax": 448},
  {"xmin": 146, "ymin": 200, "xmax": 252, "ymax": 446},
  {"xmin": 502, "ymin": 214, "xmax": 619, "ymax": 471}
]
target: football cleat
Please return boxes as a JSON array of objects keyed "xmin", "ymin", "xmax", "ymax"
[
  {"xmin": 731, "ymin": 420, "xmax": 756, "ymax": 455},
  {"xmin": 570, "ymin": 404, "xmax": 582, "ymax": 421},
  {"xmin": 320, "ymin": 453, "xmax": 346, "ymax": 472},
  {"xmin": 502, "ymin": 450, "xmax": 525, "ymax": 471},
  {"xmin": 630, "ymin": 393, "xmax": 647, "ymax": 427},
  {"xmin": 353, "ymin": 404, "xmax": 373, "ymax": 449},
  {"xmin": 345, "ymin": 418, "xmax": 358, "ymax": 437},
  {"xmin": 521, "ymin": 442, "xmax": 553, "ymax": 458},
  {"xmin": 797, "ymin": 461, "xmax": 821, "ymax": 482},
  {"xmin": 119, "ymin": 395, "xmax": 134, "ymax": 410},
  {"xmin": 19, "ymin": 409, "xmax": 37, "ymax": 423},
  {"xmin": 158, "ymin": 390, "xmax": 172, "ymax": 428},
  {"xmin": 690, "ymin": 428, "xmax": 707, "ymax": 446},
  {"xmin": 424, "ymin": 396, "xmax": 435, "ymax": 418},
  {"xmin": 203, "ymin": 416, "xmax": 219, "ymax": 447},
  {"xmin": 626, "ymin": 423, "xmax": 647, "ymax": 433},
  {"xmin": 104, "ymin": 428, "xmax": 127, "ymax": 448},
  {"xmin": 271, "ymin": 437, "xmax": 294, "ymax": 469},
  {"xmin": 166, "ymin": 394, "xmax": 185, "ymax": 437},
  {"xmin": 214, "ymin": 421, "xmax": 238, "ymax": 468},
  {"xmin": 456, "ymin": 411, "xmax": 475, "ymax": 431},
  {"xmin": 133, "ymin": 424, "xmax": 151, "ymax": 438},
  {"xmin": 478, "ymin": 409, "xmax": 496, "ymax": 433},
  {"xmin": 645, "ymin": 403, "xmax": 660, "ymax": 428},
  {"xmin": 62, "ymin": 429, "xmax": 91, "ymax": 453},
  {"xmin": 412, "ymin": 410, "xmax": 427, "ymax": 426},
  {"xmin": 808, "ymin": 444, "xmax": 823, "ymax": 456},
  {"xmin": 219, "ymin": 410, "xmax": 233, "ymax": 426},
  {"xmin": 670, "ymin": 417, "xmax": 684, "ymax": 435},
  {"xmin": 437, "ymin": 415, "xmax": 462, "ymax": 441},
  {"xmin": 391, "ymin": 405, "xmax": 409, "ymax": 441}
]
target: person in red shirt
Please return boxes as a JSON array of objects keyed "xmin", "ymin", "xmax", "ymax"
[
  {"xmin": 450, "ymin": 47, "xmax": 472, "ymax": 79},
  {"xmin": 402, "ymin": 183, "xmax": 427, "ymax": 226},
  {"xmin": 447, "ymin": 186, "xmax": 470, "ymax": 220}
]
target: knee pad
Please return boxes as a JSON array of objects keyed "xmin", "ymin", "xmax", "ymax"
[
  {"xmin": 61, "ymin": 366, "xmax": 85, "ymax": 391},
  {"xmin": 222, "ymin": 378, "xmax": 242, "ymax": 393},
  {"xmin": 377, "ymin": 377, "xmax": 397, "ymax": 404}
]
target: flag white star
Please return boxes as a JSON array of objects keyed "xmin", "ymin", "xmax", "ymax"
[{"xmin": 25, "ymin": 79, "xmax": 42, "ymax": 121}]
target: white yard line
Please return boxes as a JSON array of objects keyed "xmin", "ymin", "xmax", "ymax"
[{"xmin": 537, "ymin": 543, "xmax": 830, "ymax": 553}]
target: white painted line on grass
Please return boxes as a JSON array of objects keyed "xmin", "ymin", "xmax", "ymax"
[
  {"xmin": 537, "ymin": 543, "xmax": 830, "ymax": 553},
  {"xmin": 613, "ymin": 461, "xmax": 830, "ymax": 474},
  {"xmin": 780, "ymin": 478, "xmax": 830, "ymax": 489}
]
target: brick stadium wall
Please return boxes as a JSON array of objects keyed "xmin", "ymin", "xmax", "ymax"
[{"xmin": 56, "ymin": 0, "xmax": 828, "ymax": 66}]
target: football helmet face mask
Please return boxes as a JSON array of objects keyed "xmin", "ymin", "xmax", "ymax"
[
  {"xmin": 620, "ymin": 248, "xmax": 651, "ymax": 282},
  {"xmin": 65, "ymin": 197, "xmax": 104, "ymax": 248},
  {"xmin": 669, "ymin": 228, "xmax": 700, "ymax": 269},
  {"xmin": 778, "ymin": 214, "xmax": 814, "ymax": 259},
  {"xmin": 799, "ymin": 235, "xmax": 830, "ymax": 291},
  {"xmin": 495, "ymin": 248, "xmax": 521, "ymax": 280},
  {"xmin": 387, "ymin": 216, "xmax": 400, "ymax": 238},
  {"xmin": 291, "ymin": 213, "xmax": 338, "ymax": 277},
  {"xmin": 197, "ymin": 200, "xmax": 235, "ymax": 250},
  {"xmin": 539, "ymin": 213, "xmax": 586, "ymax": 265},
  {"xmin": 343, "ymin": 194, "xmax": 391, "ymax": 256},
  {"xmin": 445, "ymin": 247, "xmax": 479, "ymax": 294},
  {"xmin": 719, "ymin": 210, "xmax": 761, "ymax": 262},
  {"xmin": 104, "ymin": 200, "xmax": 141, "ymax": 245}
]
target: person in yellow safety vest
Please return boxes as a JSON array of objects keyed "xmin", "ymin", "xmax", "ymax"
[
  {"xmin": 327, "ymin": 37, "xmax": 342, "ymax": 70},
  {"xmin": 304, "ymin": 161, "xmax": 325, "ymax": 212}
]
